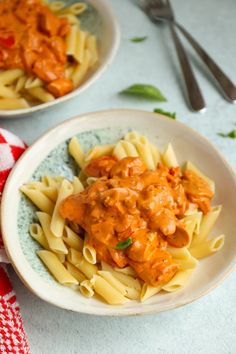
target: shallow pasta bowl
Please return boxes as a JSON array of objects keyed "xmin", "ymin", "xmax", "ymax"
[
  {"xmin": 0, "ymin": 0, "xmax": 119, "ymax": 118},
  {"xmin": 1, "ymin": 109, "xmax": 236, "ymax": 315}
]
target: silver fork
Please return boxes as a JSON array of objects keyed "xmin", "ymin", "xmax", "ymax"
[
  {"xmin": 143, "ymin": 0, "xmax": 236, "ymax": 103},
  {"xmin": 143, "ymin": 0, "xmax": 206, "ymax": 112}
]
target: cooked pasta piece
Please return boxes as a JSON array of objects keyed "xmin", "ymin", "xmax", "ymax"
[
  {"xmin": 86, "ymin": 177, "xmax": 98, "ymax": 186},
  {"xmin": 72, "ymin": 49, "xmax": 91, "ymax": 87},
  {"xmin": 29, "ymin": 223, "xmax": 49, "ymax": 250},
  {"xmin": 0, "ymin": 98, "xmax": 29, "ymax": 110},
  {"xmin": 98, "ymin": 271, "xmax": 140, "ymax": 300},
  {"xmin": 91, "ymin": 275, "xmax": 129, "ymax": 305},
  {"xmin": 176, "ymin": 255, "xmax": 198, "ymax": 270},
  {"xmin": 56, "ymin": 253, "xmax": 66, "ymax": 263},
  {"xmin": 15, "ymin": 76, "xmax": 27, "ymax": 93},
  {"xmin": 69, "ymin": 2, "xmax": 87, "ymax": 15},
  {"xmin": 37, "ymin": 250, "xmax": 78, "ymax": 285},
  {"xmin": 182, "ymin": 212, "xmax": 203, "ymax": 246},
  {"xmin": 85, "ymin": 35, "xmax": 99, "ymax": 67},
  {"xmin": 20, "ymin": 185, "xmax": 54, "ymax": 214},
  {"xmin": 68, "ymin": 136, "xmax": 85, "ymax": 169},
  {"xmin": 49, "ymin": 1, "xmax": 65, "ymax": 12},
  {"xmin": 72, "ymin": 176, "xmax": 84, "ymax": 193},
  {"xmin": 193, "ymin": 205, "xmax": 222, "ymax": 244},
  {"xmin": 58, "ymin": 13, "xmax": 80, "ymax": 25},
  {"xmin": 67, "ymin": 249, "xmax": 98, "ymax": 279},
  {"xmin": 0, "ymin": 85, "xmax": 19, "ymax": 99},
  {"xmin": 84, "ymin": 144, "xmax": 115, "ymax": 162},
  {"xmin": 113, "ymin": 266, "xmax": 137, "ymax": 277},
  {"xmin": 190, "ymin": 235, "xmax": 225, "ymax": 259},
  {"xmin": 120, "ymin": 141, "xmax": 139, "ymax": 157},
  {"xmin": 27, "ymin": 87, "xmax": 55, "ymax": 103},
  {"xmin": 65, "ymin": 261, "xmax": 86, "ymax": 283},
  {"xmin": 25, "ymin": 77, "xmax": 43, "ymax": 89},
  {"xmin": 50, "ymin": 179, "xmax": 73, "ymax": 237},
  {"xmin": 162, "ymin": 143, "xmax": 179, "ymax": 167},
  {"xmin": 79, "ymin": 280, "xmax": 94, "ymax": 298},
  {"xmin": 167, "ymin": 246, "xmax": 191, "ymax": 260},
  {"xmin": 0, "ymin": 69, "xmax": 24, "ymax": 85},
  {"xmin": 66, "ymin": 24, "xmax": 78, "ymax": 56},
  {"xmin": 63, "ymin": 226, "xmax": 83, "ymax": 251},
  {"xmin": 140, "ymin": 284, "xmax": 162, "ymax": 302},
  {"xmin": 74, "ymin": 30, "xmax": 87, "ymax": 63},
  {"xmin": 113, "ymin": 141, "xmax": 127, "ymax": 160},
  {"xmin": 82, "ymin": 237, "xmax": 97, "ymax": 265},
  {"xmin": 37, "ymin": 212, "xmax": 68, "ymax": 254},
  {"xmin": 162, "ymin": 270, "xmax": 193, "ymax": 292},
  {"xmin": 101, "ymin": 262, "xmax": 141, "ymax": 291},
  {"xmin": 134, "ymin": 141, "xmax": 156, "ymax": 170}
]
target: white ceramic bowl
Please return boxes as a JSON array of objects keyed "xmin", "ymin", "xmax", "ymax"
[
  {"xmin": 0, "ymin": 0, "xmax": 120, "ymax": 119},
  {"xmin": 2, "ymin": 109, "xmax": 236, "ymax": 316}
]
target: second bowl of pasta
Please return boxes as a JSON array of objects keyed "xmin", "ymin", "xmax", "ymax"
[
  {"xmin": 2, "ymin": 109, "xmax": 236, "ymax": 315},
  {"xmin": 0, "ymin": 0, "xmax": 119, "ymax": 117}
]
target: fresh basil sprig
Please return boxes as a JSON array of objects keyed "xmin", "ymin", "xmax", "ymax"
[
  {"xmin": 218, "ymin": 130, "xmax": 236, "ymax": 138},
  {"xmin": 115, "ymin": 237, "xmax": 133, "ymax": 250},
  {"xmin": 120, "ymin": 84, "xmax": 167, "ymax": 101},
  {"xmin": 154, "ymin": 108, "xmax": 176, "ymax": 119},
  {"xmin": 130, "ymin": 36, "xmax": 147, "ymax": 43}
]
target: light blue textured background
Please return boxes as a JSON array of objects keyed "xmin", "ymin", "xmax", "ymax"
[{"xmin": 2, "ymin": 0, "xmax": 236, "ymax": 353}]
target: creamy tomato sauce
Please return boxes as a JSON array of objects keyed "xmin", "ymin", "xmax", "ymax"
[
  {"xmin": 0, "ymin": 0, "xmax": 73, "ymax": 97},
  {"xmin": 60, "ymin": 156, "xmax": 213, "ymax": 287}
]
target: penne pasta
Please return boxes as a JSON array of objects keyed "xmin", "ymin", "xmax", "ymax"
[
  {"xmin": 20, "ymin": 185, "xmax": 54, "ymax": 214},
  {"xmin": 0, "ymin": 84, "xmax": 19, "ymax": 99},
  {"xmin": 25, "ymin": 77, "xmax": 43, "ymax": 89},
  {"xmin": 82, "ymin": 241, "xmax": 97, "ymax": 265},
  {"xmin": 66, "ymin": 24, "xmax": 78, "ymax": 56},
  {"xmin": 162, "ymin": 143, "xmax": 179, "ymax": 167},
  {"xmin": 176, "ymin": 255, "xmax": 198, "ymax": 270},
  {"xmin": 84, "ymin": 144, "xmax": 115, "ymax": 162},
  {"xmin": 79, "ymin": 280, "xmax": 94, "ymax": 298},
  {"xmin": 72, "ymin": 176, "xmax": 84, "ymax": 193},
  {"xmin": 63, "ymin": 226, "xmax": 83, "ymax": 251},
  {"xmin": 49, "ymin": 1, "xmax": 65, "ymax": 12},
  {"xmin": 68, "ymin": 136, "xmax": 85, "ymax": 169},
  {"xmin": 72, "ymin": 49, "xmax": 91, "ymax": 87},
  {"xmin": 140, "ymin": 284, "xmax": 162, "ymax": 302},
  {"xmin": 56, "ymin": 253, "xmax": 66, "ymax": 263},
  {"xmin": 29, "ymin": 223, "xmax": 50, "ymax": 250},
  {"xmin": 15, "ymin": 76, "xmax": 27, "ymax": 93},
  {"xmin": 98, "ymin": 271, "xmax": 140, "ymax": 300},
  {"xmin": 0, "ymin": 69, "xmax": 24, "ymax": 85},
  {"xmin": 134, "ymin": 141, "xmax": 156, "ymax": 170},
  {"xmin": 85, "ymin": 35, "xmax": 99, "ymax": 67},
  {"xmin": 101, "ymin": 262, "xmax": 141, "ymax": 291},
  {"xmin": 162, "ymin": 270, "xmax": 193, "ymax": 292},
  {"xmin": 65, "ymin": 261, "xmax": 86, "ymax": 283},
  {"xmin": 27, "ymin": 87, "xmax": 55, "ymax": 103},
  {"xmin": 181, "ymin": 212, "xmax": 203, "ymax": 246},
  {"xmin": 37, "ymin": 250, "xmax": 78, "ymax": 285},
  {"xmin": 0, "ymin": 98, "xmax": 29, "ymax": 110},
  {"xmin": 113, "ymin": 141, "xmax": 128, "ymax": 160},
  {"xmin": 121, "ymin": 141, "xmax": 139, "ymax": 157},
  {"xmin": 74, "ymin": 29, "xmax": 87, "ymax": 63},
  {"xmin": 193, "ymin": 205, "xmax": 222, "ymax": 244},
  {"xmin": 50, "ymin": 179, "xmax": 73, "ymax": 237},
  {"xmin": 189, "ymin": 235, "xmax": 225, "ymax": 259},
  {"xmin": 69, "ymin": 3, "xmax": 87, "ymax": 15},
  {"xmin": 67, "ymin": 249, "xmax": 98, "ymax": 279},
  {"xmin": 37, "ymin": 212, "xmax": 68, "ymax": 254},
  {"xmin": 91, "ymin": 275, "xmax": 129, "ymax": 305}
]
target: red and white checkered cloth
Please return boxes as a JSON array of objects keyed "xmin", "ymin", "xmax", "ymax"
[{"xmin": 0, "ymin": 128, "xmax": 30, "ymax": 354}]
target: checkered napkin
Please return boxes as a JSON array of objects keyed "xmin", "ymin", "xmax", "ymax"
[{"xmin": 0, "ymin": 128, "xmax": 30, "ymax": 354}]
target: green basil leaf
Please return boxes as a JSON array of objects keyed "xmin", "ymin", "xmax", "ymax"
[
  {"xmin": 218, "ymin": 130, "xmax": 236, "ymax": 138},
  {"xmin": 115, "ymin": 237, "xmax": 133, "ymax": 250},
  {"xmin": 130, "ymin": 36, "xmax": 148, "ymax": 43},
  {"xmin": 154, "ymin": 108, "xmax": 176, "ymax": 119},
  {"xmin": 120, "ymin": 84, "xmax": 167, "ymax": 101}
]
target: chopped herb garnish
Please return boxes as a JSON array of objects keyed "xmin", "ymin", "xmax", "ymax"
[
  {"xmin": 130, "ymin": 36, "xmax": 148, "ymax": 43},
  {"xmin": 120, "ymin": 84, "xmax": 167, "ymax": 101},
  {"xmin": 115, "ymin": 237, "xmax": 133, "ymax": 250},
  {"xmin": 154, "ymin": 108, "xmax": 176, "ymax": 119},
  {"xmin": 218, "ymin": 130, "xmax": 236, "ymax": 138}
]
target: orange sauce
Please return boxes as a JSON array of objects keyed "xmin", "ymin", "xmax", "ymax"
[
  {"xmin": 0, "ymin": 0, "xmax": 73, "ymax": 97},
  {"xmin": 60, "ymin": 156, "xmax": 213, "ymax": 287}
]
